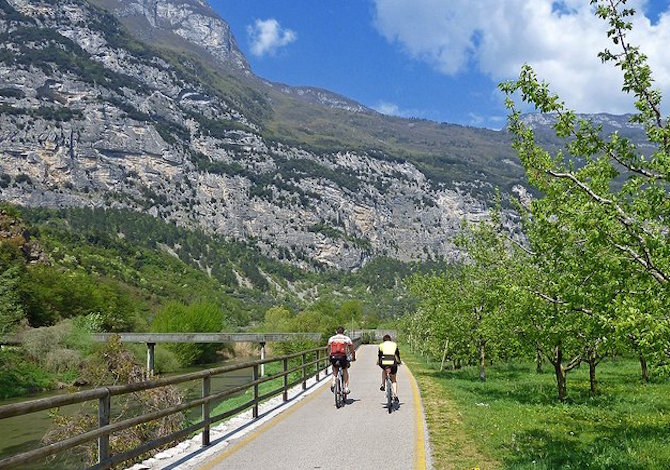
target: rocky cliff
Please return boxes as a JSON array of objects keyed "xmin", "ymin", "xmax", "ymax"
[{"xmin": 0, "ymin": 0, "xmax": 641, "ymax": 272}]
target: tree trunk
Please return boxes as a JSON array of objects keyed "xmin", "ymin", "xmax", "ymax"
[
  {"xmin": 640, "ymin": 354, "xmax": 649, "ymax": 383},
  {"xmin": 552, "ymin": 346, "xmax": 567, "ymax": 402},
  {"xmin": 479, "ymin": 340, "xmax": 486, "ymax": 381},
  {"xmin": 536, "ymin": 347, "xmax": 543, "ymax": 373},
  {"xmin": 587, "ymin": 348, "xmax": 598, "ymax": 395},
  {"xmin": 439, "ymin": 338, "xmax": 449, "ymax": 372}
]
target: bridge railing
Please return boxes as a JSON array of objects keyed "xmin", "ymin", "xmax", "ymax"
[{"xmin": 0, "ymin": 343, "xmax": 343, "ymax": 470}]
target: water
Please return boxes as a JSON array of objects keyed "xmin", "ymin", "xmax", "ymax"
[{"xmin": 0, "ymin": 359, "xmax": 254, "ymax": 469}]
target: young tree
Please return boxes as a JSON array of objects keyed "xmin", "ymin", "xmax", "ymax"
[
  {"xmin": 0, "ymin": 266, "xmax": 25, "ymax": 336},
  {"xmin": 500, "ymin": 0, "xmax": 670, "ymax": 378}
]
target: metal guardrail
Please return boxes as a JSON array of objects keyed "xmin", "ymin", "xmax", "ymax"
[{"xmin": 0, "ymin": 341, "xmax": 353, "ymax": 470}]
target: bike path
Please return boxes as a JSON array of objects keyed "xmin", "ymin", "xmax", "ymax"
[{"xmin": 196, "ymin": 344, "xmax": 429, "ymax": 470}]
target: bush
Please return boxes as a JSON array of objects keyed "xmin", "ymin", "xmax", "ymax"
[
  {"xmin": 22, "ymin": 322, "xmax": 71, "ymax": 362},
  {"xmin": 0, "ymin": 349, "xmax": 54, "ymax": 398},
  {"xmin": 44, "ymin": 348, "xmax": 81, "ymax": 373},
  {"xmin": 361, "ymin": 332, "xmax": 375, "ymax": 344},
  {"xmin": 45, "ymin": 336, "xmax": 184, "ymax": 467},
  {"xmin": 151, "ymin": 302, "xmax": 227, "ymax": 366}
]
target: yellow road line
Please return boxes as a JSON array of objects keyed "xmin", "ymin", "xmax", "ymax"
[
  {"xmin": 198, "ymin": 345, "xmax": 375, "ymax": 469},
  {"xmin": 198, "ymin": 348, "xmax": 366, "ymax": 470},
  {"xmin": 407, "ymin": 365, "xmax": 428, "ymax": 470}
]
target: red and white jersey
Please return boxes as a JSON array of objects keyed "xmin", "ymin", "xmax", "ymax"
[{"xmin": 328, "ymin": 333, "xmax": 352, "ymax": 356}]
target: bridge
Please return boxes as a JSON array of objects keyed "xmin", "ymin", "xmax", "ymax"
[{"xmin": 0, "ymin": 332, "xmax": 429, "ymax": 469}]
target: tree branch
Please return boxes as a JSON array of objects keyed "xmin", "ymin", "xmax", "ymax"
[
  {"xmin": 565, "ymin": 354, "xmax": 583, "ymax": 372},
  {"xmin": 531, "ymin": 290, "xmax": 594, "ymax": 316}
]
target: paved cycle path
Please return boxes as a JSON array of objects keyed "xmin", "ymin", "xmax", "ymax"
[{"xmin": 196, "ymin": 344, "xmax": 430, "ymax": 470}]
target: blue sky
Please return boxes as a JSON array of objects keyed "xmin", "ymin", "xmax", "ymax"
[{"xmin": 210, "ymin": 1, "xmax": 670, "ymax": 130}]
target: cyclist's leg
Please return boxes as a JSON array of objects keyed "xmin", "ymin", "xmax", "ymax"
[
  {"xmin": 380, "ymin": 367, "xmax": 386, "ymax": 390},
  {"xmin": 331, "ymin": 364, "xmax": 339, "ymax": 389},
  {"xmin": 342, "ymin": 360, "xmax": 351, "ymax": 392},
  {"xmin": 391, "ymin": 366, "xmax": 398, "ymax": 399}
]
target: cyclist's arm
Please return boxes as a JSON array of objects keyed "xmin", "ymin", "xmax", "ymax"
[{"xmin": 395, "ymin": 347, "xmax": 401, "ymax": 364}]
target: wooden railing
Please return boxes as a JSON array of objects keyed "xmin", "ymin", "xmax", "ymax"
[{"xmin": 0, "ymin": 342, "xmax": 350, "ymax": 470}]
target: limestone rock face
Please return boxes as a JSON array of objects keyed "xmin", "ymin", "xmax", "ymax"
[
  {"xmin": 0, "ymin": 0, "xmax": 498, "ymax": 271},
  {"xmin": 111, "ymin": 0, "xmax": 249, "ymax": 71}
]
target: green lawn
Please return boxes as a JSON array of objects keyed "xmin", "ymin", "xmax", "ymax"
[{"xmin": 406, "ymin": 353, "xmax": 670, "ymax": 469}]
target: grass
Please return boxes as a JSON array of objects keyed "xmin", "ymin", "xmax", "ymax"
[
  {"xmin": 0, "ymin": 349, "xmax": 57, "ymax": 399},
  {"xmin": 405, "ymin": 352, "xmax": 670, "ymax": 470},
  {"xmin": 205, "ymin": 359, "xmax": 320, "ymax": 422}
]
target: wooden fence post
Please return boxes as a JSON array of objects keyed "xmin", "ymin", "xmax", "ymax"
[
  {"xmin": 202, "ymin": 375, "xmax": 211, "ymax": 446},
  {"xmin": 146, "ymin": 342, "xmax": 155, "ymax": 379},
  {"xmin": 282, "ymin": 358, "xmax": 288, "ymax": 401},
  {"xmin": 252, "ymin": 364, "xmax": 259, "ymax": 418},
  {"xmin": 316, "ymin": 350, "xmax": 320, "ymax": 381},
  {"xmin": 301, "ymin": 353, "xmax": 307, "ymax": 390},
  {"xmin": 98, "ymin": 391, "xmax": 110, "ymax": 465}
]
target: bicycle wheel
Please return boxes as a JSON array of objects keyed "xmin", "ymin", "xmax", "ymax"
[
  {"xmin": 335, "ymin": 371, "xmax": 343, "ymax": 408},
  {"xmin": 386, "ymin": 373, "xmax": 393, "ymax": 413}
]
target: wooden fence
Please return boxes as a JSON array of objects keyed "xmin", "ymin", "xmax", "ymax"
[{"xmin": 0, "ymin": 341, "xmax": 352, "ymax": 469}]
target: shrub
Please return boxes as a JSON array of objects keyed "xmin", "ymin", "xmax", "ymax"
[
  {"xmin": 151, "ymin": 302, "xmax": 227, "ymax": 366},
  {"xmin": 44, "ymin": 336, "xmax": 184, "ymax": 467},
  {"xmin": 44, "ymin": 348, "xmax": 81, "ymax": 373},
  {"xmin": 0, "ymin": 349, "xmax": 54, "ymax": 398},
  {"xmin": 361, "ymin": 332, "xmax": 375, "ymax": 344},
  {"xmin": 22, "ymin": 322, "xmax": 72, "ymax": 363}
]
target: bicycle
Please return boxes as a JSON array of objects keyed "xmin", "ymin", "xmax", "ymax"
[
  {"xmin": 384, "ymin": 366, "xmax": 393, "ymax": 413},
  {"xmin": 334, "ymin": 359, "xmax": 347, "ymax": 408}
]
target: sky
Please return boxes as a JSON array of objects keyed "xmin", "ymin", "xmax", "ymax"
[{"xmin": 209, "ymin": 1, "xmax": 670, "ymax": 130}]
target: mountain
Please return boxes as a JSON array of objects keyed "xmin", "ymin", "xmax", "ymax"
[{"xmin": 0, "ymin": 0, "xmax": 647, "ymax": 271}]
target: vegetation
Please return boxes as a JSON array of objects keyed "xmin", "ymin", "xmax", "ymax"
[
  {"xmin": 43, "ymin": 336, "xmax": 184, "ymax": 468},
  {"xmin": 399, "ymin": 12, "xmax": 670, "ymax": 466},
  {"xmin": 403, "ymin": 0, "xmax": 670, "ymax": 406},
  {"xmin": 151, "ymin": 302, "xmax": 230, "ymax": 366},
  {"xmin": 0, "ymin": 203, "xmax": 426, "ymax": 399},
  {"xmin": 406, "ymin": 351, "xmax": 670, "ymax": 469}
]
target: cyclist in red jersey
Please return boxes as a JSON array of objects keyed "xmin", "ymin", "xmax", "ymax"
[{"xmin": 327, "ymin": 326, "xmax": 355, "ymax": 394}]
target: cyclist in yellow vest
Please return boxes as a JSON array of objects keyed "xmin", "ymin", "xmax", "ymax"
[{"xmin": 378, "ymin": 334, "xmax": 401, "ymax": 404}]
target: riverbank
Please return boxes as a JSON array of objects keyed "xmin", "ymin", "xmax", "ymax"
[
  {"xmin": 0, "ymin": 356, "xmax": 255, "ymax": 469},
  {"xmin": 404, "ymin": 352, "xmax": 670, "ymax": 469}
]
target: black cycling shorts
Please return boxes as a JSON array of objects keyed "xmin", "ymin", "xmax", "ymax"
[
  {"xmin": 330, "ymin": 355, "xmax": 350, "ymax": 369},
  {"xmin": 379, "ymin": 363, "xmax": 398, "ymax": 375}
]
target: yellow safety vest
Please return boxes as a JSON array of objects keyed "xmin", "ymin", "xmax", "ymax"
[{"xmin": 379, "ymin": 341, "xmax": 398, "ymax": 365}]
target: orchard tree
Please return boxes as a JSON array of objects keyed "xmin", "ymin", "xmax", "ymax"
[
  {"xmin": 406, "ymin": 204, "xmax": 522, "ymax": 380},
  {"xmin": 500, "ymin": 0, "xmax": 670, "ymax": 377}
]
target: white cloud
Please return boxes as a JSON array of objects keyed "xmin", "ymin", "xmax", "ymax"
[
  {"xmin": 372, "ymin": 0, "xmax": 670, "ymax": 114},
  {"xmin": 374, "ymin": 101, "xmax": 401, "ymax": 115},
  {"xmin": 373, "ymin": 101, "xmax": 427, "ymax": 118},
  {"xmin": 247, "ymin": 18, "xmax": 297, "ymax": 57}
]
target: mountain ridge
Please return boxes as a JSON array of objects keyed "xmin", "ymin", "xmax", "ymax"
[{"xmin": 0, "ymin": 0, "xmax": 647, "ymax": 272}]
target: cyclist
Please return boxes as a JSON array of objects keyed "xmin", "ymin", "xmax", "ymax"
[
  {"xmin": 327, "ymin": 326, "xmax": 355, "ymax": 394},
  {"xmin": 378, "ymin": 334, "xmax": 401, "ymax": 404}
]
